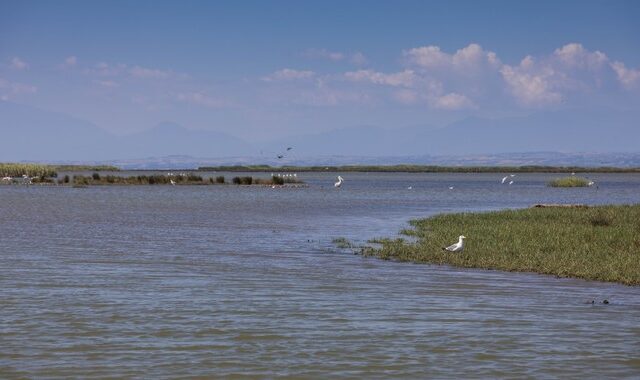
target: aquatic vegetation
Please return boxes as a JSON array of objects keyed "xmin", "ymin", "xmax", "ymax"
[
  {"xmin": 0, "ymin": 163, "xmax": 57, "ymax": 178},
  {"xmin": 332, "ymin": 237, "xmax": 353, "ymax": 249},
  {"xmin": 216, "ymin": 176, "xmax": 225, "ymax": 184},
  {"xmin": 369, "ymin": 205, "xmax": 640, "ymax": 285},
  {"xmin": 548, "ymin": 176, "xmax": 591, "ymax": 187}
]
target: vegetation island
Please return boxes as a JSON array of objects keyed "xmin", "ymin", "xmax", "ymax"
[{"xmin": 358, "ymin": 204, "xmax": 640, "ymax": 286}]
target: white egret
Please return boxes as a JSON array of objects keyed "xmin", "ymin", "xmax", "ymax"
[
  {"xmin": 509, "ymin": 180, "xmax": 514, "ymax": 185},
  {"xmin": 170, "ymin": 179, "xmax": 176, "ymax": 186},
  {"xmin": 407, "ymin": 186, "xmax": 412, "ymax": 190},
  {"xmin": 334, "ymin": 176, "xmax": 344, "ymax": 188},
  {"xmin": 1, "ymin": 176, "xmax": 11, "ymax": 181},
  {"xmin": 443, "ymin": 235, "xmax": 466, "ymax": 252},
  {"xmin": 501, "ymin": 176, "xmax": 509, "ymax": 184},
  {"xmin": 448, "ymin": 186, "xmax": 454, "ymax": 190}
]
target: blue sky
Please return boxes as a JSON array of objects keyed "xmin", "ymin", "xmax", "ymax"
[{"xmin": 1, "ymin": 0, "xmax": 639, "ymax": 143}]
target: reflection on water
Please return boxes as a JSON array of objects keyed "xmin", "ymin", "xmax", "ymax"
[{"xmin": 1, "ymin": 173, "xmax": 640, "ymax": 377}]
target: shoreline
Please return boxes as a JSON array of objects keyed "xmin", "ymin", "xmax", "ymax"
[{"xmin": 363, "ymin": 204, "xmax": 640, "ymax": 286}]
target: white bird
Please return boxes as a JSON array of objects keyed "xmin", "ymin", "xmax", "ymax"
[
  {"xmin": 501, "ymin": 176, "xmax": 509, "ymax": 184},
  {"xmin": 509, "ymin": 180, "xmax": 514, "ymax": 185},
  {"xmin": 510, "ymin": 174, "xmax": 516, "ymax": 177},
  {"xmin": 407, "ymin": 186, "xmax": 412, "ymax": 190},
  {"xmin": 170, "ymin": 179, "xmax": 176, "ymax": 186},
  {"xmin": 588, "ymin": 180, "xmax": 595, "ymax": 186},
  {"xmin": 334, "ymin": 175, "xmax": 344, "ymax": 188},
  {"xmin": 448, "ymin": 186, "xmax": 454, "ymax": 190},
  {"xmin": 443, "ymin": 235, "xmax": 466, "ymax": 252},
  {"xmin": 1, "ymin": 176, "xmax": 11, "ymax": 181},
  {"xmin": 571, "ymin": 172, "xmax": 576, "ymax": 176}
]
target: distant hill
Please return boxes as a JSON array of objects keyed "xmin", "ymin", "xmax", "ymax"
[
  {"xmin": 0, "ymin": 102, "xmax": 255, "ymax": 161},
  {"xmin": 1, "ymin": 101, "xmax": 638, "ymax": 162},
  {"xmin": 267, "ymin": 108, "xmax": 639, "ymax": 156}
]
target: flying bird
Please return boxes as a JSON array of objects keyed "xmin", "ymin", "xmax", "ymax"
[
  {"xmin": 443, "ymin": 235, "xmax": 466, "ymax": 252},
  {"xmin": 334, "ymin": 175, "xmax": 344, "ymax": 188}
]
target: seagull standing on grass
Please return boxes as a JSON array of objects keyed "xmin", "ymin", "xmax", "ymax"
[
  {"xmin": 334, "ymin": 176, "xmax": 344, "ymax": 188},
  {"xmin": 443, "ymin": 235, "xmax": 466, "ymax": 252}
]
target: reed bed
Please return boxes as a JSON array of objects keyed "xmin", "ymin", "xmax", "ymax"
[
  {"xmin": 366, "ymin": 205, "xmax": 640, "ymax": 285},
  {"xmin": 0, "ymin": 163, "xmax": 57, "ymax": 178}
]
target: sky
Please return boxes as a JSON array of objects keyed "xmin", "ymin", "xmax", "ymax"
[{"xmin": 1, "ymin": 0, "xmax": 639, "ymax": 144}]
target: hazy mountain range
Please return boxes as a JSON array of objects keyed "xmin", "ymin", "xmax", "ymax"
[{"xmin": 1, "ymin": 101, "xmax": 638, "ymax": 163}]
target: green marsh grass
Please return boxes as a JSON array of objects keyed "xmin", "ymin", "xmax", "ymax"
[
  {"xmin": 369, "ymin": 205, "xmax": 640, "ymax": 285},
  {"xmin": 548, "ymin": 176, "xmax": 590, "ymax": 187}
]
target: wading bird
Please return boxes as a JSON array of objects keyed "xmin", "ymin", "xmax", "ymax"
[
  {"xmin": 443, "ymin": 235, "xmax": 466, "ymax": 252},
  {"xmin": 501, "ymin": 175, "xmax": 509, "ymax": 184},
  {"xmin": 334, "ymin": 175, "xmax": 343, "ymax": 188}
]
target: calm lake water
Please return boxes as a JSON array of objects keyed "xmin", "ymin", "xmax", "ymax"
[{"xmin": 2, "ymin": 172, "xmax": 640, "ymax": 378}]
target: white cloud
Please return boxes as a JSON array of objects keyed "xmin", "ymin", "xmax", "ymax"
[
  {"xmin": 350, "ymin": 52, "xmax": 368, "ymax": 66},
  {"xmin": 432, "ymin": 92, "xmax": 475, "ymax": 110},
  {"xmin": 302, "ymin": 48, "xmax": 344, "ymax": 61},
  {"xmin": 345, "ymin": 69, "xmax": 417, "ymax": 87},
  {"xmin": 553, "ymin": 43, "xmax": 608, "ymax": 70},
  {"xmin": 500, "ymin": 60, "xmax": 563, "ymax": 106},
  {"xmin": 610, "ymin": 61, "xmax": 640, "ymax": 89},
  {"xmin": 177, "ymin": 92, "xmax": 231, "ymax": 108},
  {"xmin": 0, "ymin": 77, "xmax": 37, "ymax": 99},
  {"xmin": 302, "ymin": 49, "xmax": 368, "ymax": 66},
  {"xmin": 10, "ymin": 57, "xmax": 28, "ymax": 70},
  {"xmin": 404, "ymin": 43, "xmax": 500, "ymax": 72},
  {"xmin": 64, "ymin": 56, "xmax": 77, "ymax": 67},
  {"xmin": 129, "ymin": 65, "xmax": 170, "ymax": 79},
  {"xmin": 93, "ymin": 79, "xmax": 119, "ymax": 88},
  {"xmin": 262, "ymin": 68, "xmax": 315, "ymax": 82}
]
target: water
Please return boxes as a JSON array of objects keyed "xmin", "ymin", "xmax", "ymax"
[{"xmin": 1, "ymin": 172, "xmax": 640, "ymax": 378}]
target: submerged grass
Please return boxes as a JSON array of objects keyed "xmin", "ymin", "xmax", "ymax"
[
  {"xmin": 369, "ymin": 205, "xmax": 640, "ymax": 285},
  {"xmin": 548, "ymin": 176, "xmax": 591, "ymax": 187}
]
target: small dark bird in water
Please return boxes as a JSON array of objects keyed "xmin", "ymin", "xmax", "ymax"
[
  {"xmin": 603, "ymin": 299, "xmax": 609, "ymax": 304},
  {"xmin": 286, "ymin": 147, "xmax": 293, "ymax": 151},
  {"xmin": 277, "ymin": 155, "xmax": 284, "ymax": 159}
]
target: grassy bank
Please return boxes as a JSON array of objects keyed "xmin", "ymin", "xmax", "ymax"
[
  {"xmin": 366, "ymin": 205, "xmax": 640, "ymax": 285},
  {"xmin": 548, "ymin": 176, "xmax": 591, "ymax": 187},
  {"xmin": 198, "ymin": 164, "xmax": 640, "ymax": 173}
]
